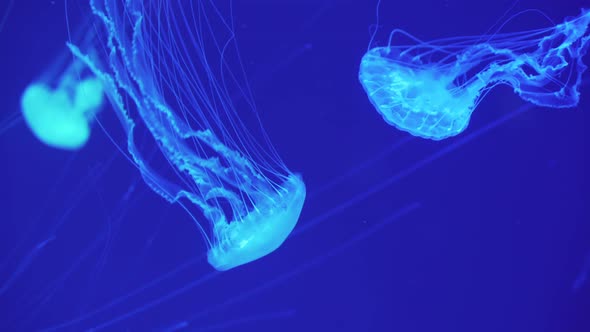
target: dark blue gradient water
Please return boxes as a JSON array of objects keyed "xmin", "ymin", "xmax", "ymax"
[{"xmin": 0, "ymin": 1, "xmax": 588, "ymax": 331}]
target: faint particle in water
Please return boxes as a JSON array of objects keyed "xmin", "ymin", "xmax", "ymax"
[
  {"xmin": 0, "ymin": 110, "xmax": 23, "ymax": 136},
  {"xmin": 0, "ymin": 236, "xmax": 55, "ymax": 296},
  {"xmin": 0, "ymin": 0, "xmax": 15, "ymax": 34},
  {"xmin": 359, "ymin": 9, "xmax": 590, "ymax": 140},
  {"xmin": 68, "ymin": 0, "xmax": 306, "ymax": 271},
  {"xmin": 572, "ymin": 250, "xmax": 590, "ymax": 292}
]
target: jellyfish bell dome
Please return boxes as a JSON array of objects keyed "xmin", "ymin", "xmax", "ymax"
[
  {"xmin": 20, "ymin": 73, "xmax": 104, "ymax": 151},
  {"xmin": 21, "ymin": 83, "xmax": 89, "ymax": 150},
  {"xmin": 207, "ymin": 174, "xmax": 306, "ymax": 271}
]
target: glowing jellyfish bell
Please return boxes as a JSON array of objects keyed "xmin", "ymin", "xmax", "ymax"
[
  {"xmin": 360, "ymin": 9, "xmax": 590, "ymax": 140},
  {"xmin": 69, "ymin": 0, "xmax": 306, "ymax": 271},
  {"xmin": 21, "ymin": 46, "xmax": 104, "ymax": 150}
]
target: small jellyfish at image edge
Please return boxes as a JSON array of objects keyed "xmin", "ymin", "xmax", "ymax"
[
  {"xmin": 68, "ymin": 0, "xmax": 306, "ymax": 271},
  {"xmin": 21, "ymin": 76, "xmax": 104, "ymax": 150},
  {"xmin": 359, "ymin": 9, "xmax": 590, "ymax": 140},
  {"xmin": 20, "ymin": 31, "xmax": 105, "ymax": 150}
]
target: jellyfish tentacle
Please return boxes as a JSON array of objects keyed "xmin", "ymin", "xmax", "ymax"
[{"xmin": 67, "ymin": 0, "xmax": 306, "ymax": 271}]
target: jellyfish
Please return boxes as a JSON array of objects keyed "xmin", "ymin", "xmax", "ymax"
[
  {"xmin": 21, "ymin": 75, "xmax": 104, "ymax": 150},
  {"xmin": 68, "ymin": 0, "xmax": 306, "ymax": 271},
  {"xmin": 20, "ymin": 40, "xmax": 105, "ymax": 150},
  {"xmin": 359, "ymin": 9, "xmax": 590, "ymax": 140}
]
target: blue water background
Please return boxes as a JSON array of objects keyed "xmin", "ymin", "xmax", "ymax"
[{"xmin": 0, "ymin": 0, "xmax": 588, "ymax": 331}]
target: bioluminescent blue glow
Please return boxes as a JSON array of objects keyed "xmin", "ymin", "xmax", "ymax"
[
  {"xmin": 21, "ymin": 57, "xmax": 104, "ymax": 150},
  {"xmin": 360, "ymin": 9, "xmax": 590, "ymax": 140},
  {"xmin": 69, "ymin": 0, "xmax": 306, "ymax": 271},
  {"xmin": 18, "ymin": 42, "xmax": 104, "ymax": 150}
]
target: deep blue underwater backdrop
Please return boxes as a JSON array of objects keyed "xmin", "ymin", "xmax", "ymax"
[{"xmin": 0, "ymin": 0, "xmax": 588, "ymax": 331}]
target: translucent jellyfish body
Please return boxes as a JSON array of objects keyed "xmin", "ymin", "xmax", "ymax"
[
  {"xmin": 21, "ymin": 75, "xmax": 103, "ymax": 150},
  {"xmin": 69, "ymin": 0, "xmax": 306, "ymax": 270},
  {"xmin": 360, "ymin": 9, "xmax": 590, "ymax": 140}
]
